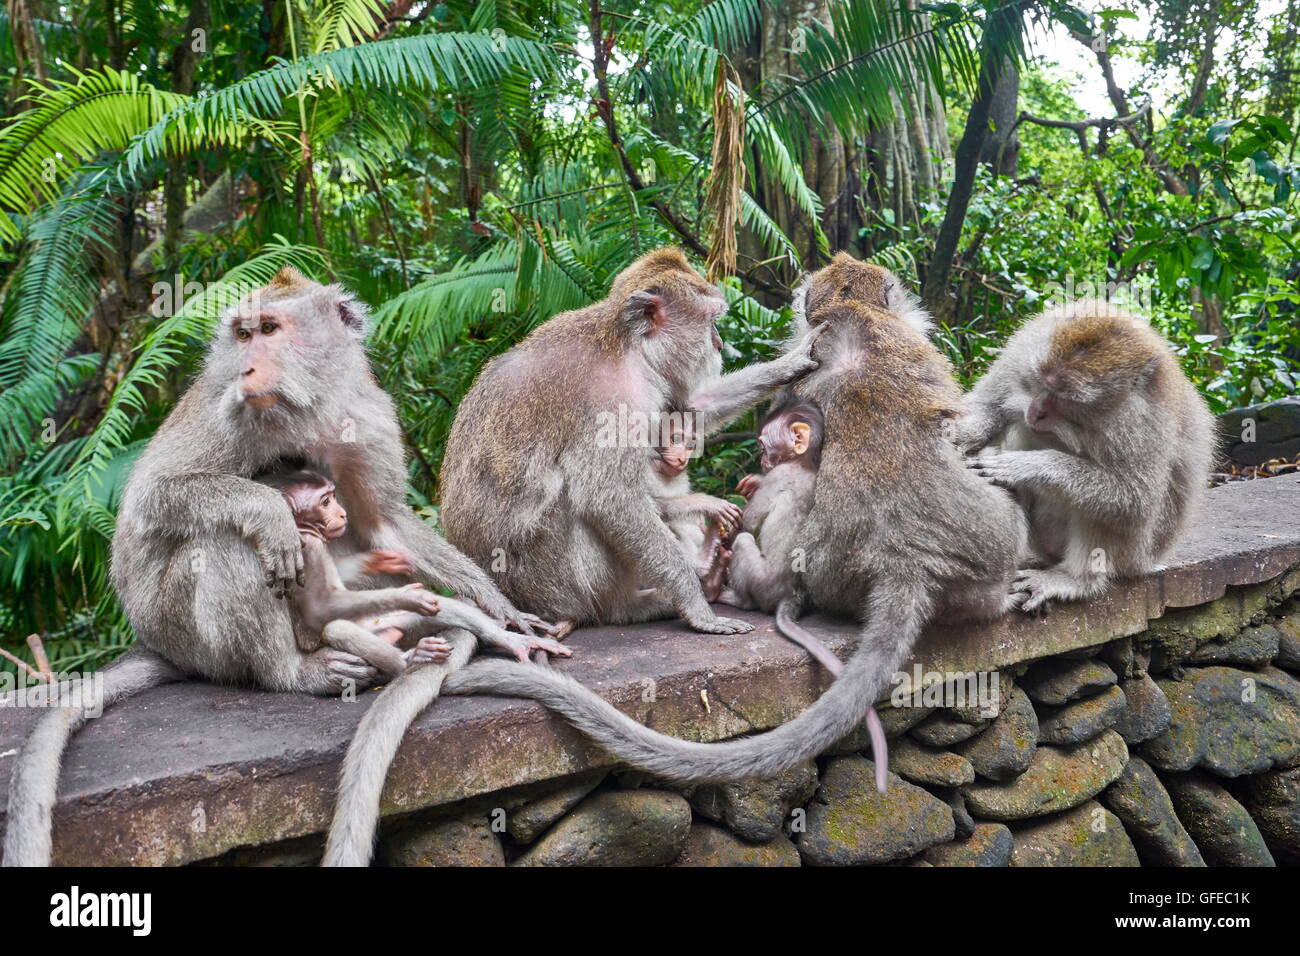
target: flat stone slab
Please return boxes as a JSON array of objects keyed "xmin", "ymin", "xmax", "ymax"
[{"xmin": 0, "ymin": 479, "xmax": 1297, "ymax": 864}]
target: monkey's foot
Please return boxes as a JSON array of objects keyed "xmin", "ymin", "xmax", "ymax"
[
  {"xmin": 363, "ymin": 549, "xmax": 415, "ymax": 576},
  {"xmin": 1008, "ymin": 569, "xmax": 1054, "ymax": 616},
  {"xmin": 689, "ymin": 614, "xmax": 754, "ymax": 635},
  {"xmin": 408, "ymin": 636, "xmax": 451, "ymax": 665},
  {"xmin": 299, "ymin": 649, "xmax": 379, "ymax": 695}
]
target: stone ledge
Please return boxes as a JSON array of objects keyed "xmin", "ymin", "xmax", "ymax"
[{"xmin": 0, "ymin": 478, "xmax": 1297, "ymax": 865}]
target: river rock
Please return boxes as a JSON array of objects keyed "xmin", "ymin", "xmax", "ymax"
[
  {"xmin": 892, "ymin": 738, "xmax": 975, "ymax": 787},
  {"xmin": 1113, "ymin": 673, "xmax": 1172, "ymax": 744},
  {"xmin": 797, "ymin": 757, "xmax": 954, "ymax": 866},
  {"xmin": 380, "ymin": 813, "xmax": 504, "ymax": 867},
  {"xmin": 1143, "ymin": 666, "xmax": 1300, "ymax": 776},
  {"xmin": 876, "ymin": 704, "xmax": 933, "ymax": 737},
  {"xmin": 1021, "ymin": 658, "xmax": 1116, "ymax": 706},
  {"xmin": 964, "ymin": 730, "xmax": 1128, "ymax": 820},
  {"xmin": 1275, "ymin": 614, "xmax": 1300, "ymax": 672},
  {"xmin": 1236, "ymin": 767, "xmax": 1300, "ymax": 862},
  {"xmin": 672, "ymin": 822, "xmax": 800, "ymax": 867},
  {"xmin": 959, "ymin": 686, "xmax": 1038, "ymax": 781},
  {"xmin": 690, "ymin": 761, "xmax": 818, "ymax": 843},
  {"xmin": 1037, "ymin": 684, "xmax": 1127, "ymax": 745},
  {"xmin": 507, "ymin": 770, "xmax": 606, "ymax": 843},
  {"xmin": 1100, "ymin": 756, "xmax": 1204, "ymax": 866},
  {"xmin": 514, "ymin": 789, "xmax": 690, "ymax": 866},
  {"xmin": 1163, "ymin": 771, "xmax": 1275, "ymax": 866},
  {"xmin": 1101, "ymin": 637, "xmax": 1135, "ymax": 678},
  {"xmin": 1189, "ymin": 623, "xmax": 1281, "ymax": 667},
  {"xmin": 911, "ymin": 711, "xmax": 988, "ymax": 746},
  {"xmin": 923, "ymin": 824, "xmax": 1014, "ymax": 867},
  {"xmin": 1010, "ymin": 800, "xmax": 1140, "ymax": 866}
]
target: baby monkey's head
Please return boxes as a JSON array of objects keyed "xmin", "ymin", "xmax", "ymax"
[
  {"xmin": 260, "ymin": 469, "xmax": 348, "ymax": 540},
  {"xmin": 758, "ymin": 401, "xmax": 824, "ymax": 473}
]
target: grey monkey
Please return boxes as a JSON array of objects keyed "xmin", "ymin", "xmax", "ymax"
[
  {"xmin": 955, "ymin": 299, "xmax": 1216, "ymax": 612},
  {"xmin": 323, "ymin": 254, "xmax": 1025, "ymax": 864},
  {"xmin": 3, "ymin": 268, "xmax": 544, "ymax": 867}
]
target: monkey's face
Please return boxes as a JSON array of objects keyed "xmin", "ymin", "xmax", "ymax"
[
  {"xmin": 314, "ymin": 486, "xmax": 349, "ymax": 539},
  {"xmin": 620, "ymin": 273, "xmax": 728, "ymax": 388},
  {"xmin": 230, "ymin": 309, "xmax": 297, "ymax": 409}
]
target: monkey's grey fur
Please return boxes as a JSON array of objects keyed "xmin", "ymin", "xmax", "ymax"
[
  {"xmin": 954, "ymin": 299, "xmax": 1216, "ymax": 611},
  {"xmin": 3, "ymin": 269, "xmax": 529, "ymax": 867},
  {"xmin": 324, "ymin": 256, "xmax": 1026, "ymax": 864}
]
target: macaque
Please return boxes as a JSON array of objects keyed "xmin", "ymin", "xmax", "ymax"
[
  {"xmin": 649, "ymin": 420, "xmax": 741, "ymax": 597},
  {"xmin": 954, "ymin": 300, "xmax": 1216, "ymax": 613},
  {"xmin": 432, "ymin": 255, "xmax": 1026, "ymax": 795},
  {"xmin": 256, "ymin": 470, "xmax": 449, "ymax": 677},
  {"xmin": 326, "ymin": 248, "xmax": 824, "ymax": 864},
  {"xmin": 5, "ymin": 267, "xmax": 547, "ymax": 867},
  {"xmin": 438, "ymin": 246, "xmax": 822, "ymax": 634}
]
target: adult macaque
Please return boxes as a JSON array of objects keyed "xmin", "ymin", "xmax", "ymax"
[
  {"xmin": 433, "ymin": 257, "xmax": 1026, "ymax": 793},
  {"xmin": 324, "ymin": 248, "xmax": 824, "ymax": 865},
  {"xmin": 3, "ymin": 268, "xmax": 543, "ymax": 867},
  {"xmin": 650, "ymin": 421, "xmax": 741, "ymax": 597},
  {"xmin": 439, "ymin": 246, "xmax": 823, "ymax": 634},
  {"xmin": 954, "ymin": 300, "xmax": 1215, "ymax": 612}
]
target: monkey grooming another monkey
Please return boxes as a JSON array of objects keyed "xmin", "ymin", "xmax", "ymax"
[
  {"xmin": 428, "ymin": 256, "xmax": 1026, "ymax": 796},
  {"xmin": 4, "ymin": 268, "xmax": 547, "ymax": 868},
  {"xmin": 954, "ymin": 299, "xmax": 1215, "ymax": 613},
  {"xmin": 325, "ymin": 248, "xmax": 826, "ymax": 864}
]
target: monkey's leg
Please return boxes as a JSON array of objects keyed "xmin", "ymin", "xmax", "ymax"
[
  {"xmin": 323, "ymin": 629, "xmax": 478, "ymax": 867},
  {"xmin": 424, "ymin": 596, "xmax": 570, "ymax": 662},
  {"xmin": 3, "ymin": 646, "xmax": 182, "ymax": 867},
  {"xmin": 321, "ymin": 620, "xmax": 409, "ymax": 680},
  {"xmin": 1009, "ymin": 564, "xmax": 1109, "ymax": 615}
]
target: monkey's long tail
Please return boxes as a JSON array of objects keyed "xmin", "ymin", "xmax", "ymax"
[
  {"xmin": 323, "ymin": 630, "xmax": 477, "ymax": 867},
  {"xmin": 775, "ymin": 598, "xmax": 888, "ymax": 793},
  {"xmin": 444, "ymin": 579, "xmax": 927, "ymax": 785},
  {"xmin": 2, "ymin": 646, "xmax": 181, "ymax": 867}
]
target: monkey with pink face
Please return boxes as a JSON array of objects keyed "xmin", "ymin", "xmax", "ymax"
[{"xmin": 259, "ymin": 469, "xmax": 571, "ymax": 678}]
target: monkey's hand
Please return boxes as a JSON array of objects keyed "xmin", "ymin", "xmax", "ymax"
[
  {"xmin": 397, "ymin": 583, "xmax": 442, "ymax": 616},
  {"xmin": 736, "ymin": 474, "xmax": 761, "ymax": 499},
  {"xmin": 781, "ymin": 322, "xmax": 827, "ymax": 379},
  {"xmin": 700, "ymin": 496, "xmax": 743, "ymax": 535},
  {"xmin": 362, "ymin": 549, "xmax": 415, "ymax": 576},
  {"xmin": 407, "ymin": 636, "xmax": 452, "ymax": 665},
  {"xmin": 479, "ymin": 599, "xmax": 558, "ymax": 637},
  {"xmin": 252, "ymin": 510, "xmax": 306, "ymax": 599},
  {"xmin": 968, "ymin": 450, "xmax": 1032, "ymax": 489},
  {"xmin": 950, "ymin": 417, "xmax": 991, "ymax": 455}
]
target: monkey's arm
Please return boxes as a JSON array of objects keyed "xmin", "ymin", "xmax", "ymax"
[
  {"xmin": 656, "ymin": 493, "xmax": 742, "ymax": 531},
  {"xmin": 970, "ymin": 449, "xmax": 1147, "ymax": 521},
  {"xmin": 587, "ymin": 488, "xmax": 753, "ymax": 635},
  {"xmin": 295, "ymin": 538, "xmax": 441, "ymax": 633},
  {"xmin": 378, "ymin": 510, "xmax": 548, "ymax": 633},
  {"xmin": 687, "ymin": 331, "xmax": 821, "ymax": 435},
  {"xmin": 137, "ymin": 473, "xmax": 305, "ymax": 596}
]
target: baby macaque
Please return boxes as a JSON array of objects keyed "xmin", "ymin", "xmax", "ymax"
[
  {"xmin": 717, "ymin": 402, "xmax": 843, "ymax": 676},
  {"xmin": 261, "ymin": 471, "xmax": 571, "ymax": 675},
  {"xmin": 650, "ymin": 421, "xmax": 742, "ymax": 599}
]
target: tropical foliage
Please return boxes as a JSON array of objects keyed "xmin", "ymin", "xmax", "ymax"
[{"xmin": 1, "ymin": 0, "xmax": 1296, "ymax": 674}]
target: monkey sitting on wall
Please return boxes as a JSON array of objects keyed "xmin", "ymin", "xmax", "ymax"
[
  {"xmin": 257, "ymin": 470, "xmax": 451, "ymax": 677},
  {"xmin": 649, "ymin": 420, "xmax": 741, "ymax": 600},
  {"xmin": 261, "ymin": 469, "xmax": 573, "ymax": 674},
  {"xmin": 953, "ymin": 299, "xmax": 1216, "ymax": 613}
]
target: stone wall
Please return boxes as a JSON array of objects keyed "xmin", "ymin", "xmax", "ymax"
[{"xmin": 218, "ymin": 578, "xmax": 1300, "ymax": 868}]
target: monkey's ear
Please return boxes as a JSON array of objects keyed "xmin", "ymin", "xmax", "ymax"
[
  {"xmin": 790, "ymin": 421, "xmax": 812, "ymax": 455},
  {"xmin": 337, "ymin": 297, "xmax": 370, "ymax": 339},
  {"xmin": 621, "ymin": 289, "xmax": 665, "ymax": 336}
]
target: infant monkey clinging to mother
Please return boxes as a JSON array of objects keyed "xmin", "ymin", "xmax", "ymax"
[{"xmin": 258, "ymin": 469, "xmax": 571, "ymax": 679}]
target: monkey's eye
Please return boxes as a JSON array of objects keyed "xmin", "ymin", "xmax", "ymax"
[
  {"xmin": 235, "ymin": 328, "xmax": 252, "ymax": 341},
  {"xmin": 321, "ymin": 496, "xmax": 331, "ymax": 507},
  {"xmin": 260, "ymin": 321, "xmax": 278, "ymax": 336}
]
